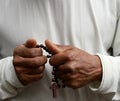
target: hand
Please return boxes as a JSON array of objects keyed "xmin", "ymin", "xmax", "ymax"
[
  {"xmin": 45, "ymin": 40, "xmax": 102, "ymax": 89},
  {"xmin": 13, "ymin": 39, "xmax": 47, "ymax": 85}
]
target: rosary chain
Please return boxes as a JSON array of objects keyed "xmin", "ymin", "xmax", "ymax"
[{"xmin": 36, "ymin": 44, "xmax": 65, "ymax": 89}]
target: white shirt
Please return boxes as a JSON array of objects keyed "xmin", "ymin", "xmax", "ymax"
[{"xmin": 0, "ymin": 0, "xmax": 120, "ymax": 101}]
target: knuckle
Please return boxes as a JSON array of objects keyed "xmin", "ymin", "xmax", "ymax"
[
  {"xmin": 31, "ymin": 58, "xmax": 40, "ymax": 66},
  {"xmin": 65, "ymin": 52, "xmax": 74, "ymax": 61},
  {"xmin": 72, "ymin": 83, "xmax": 79, "ymax": 88},
  {"xmin": 67, "ymin": 63, "xmax": 74, "ymax": 72},
  {"xmin": 69, "ymin": 75, "xmax": 75, "ymax": 79},
  {"xmin": 41, "ymin": 56, "xmax": 47, "ymax": 64},
  {"xmin": 18, "ymin": 74, "xmax": 27, "ymax": 85},
  {"xmin": 39, "ymin": 48, "xmax": 43, "ymax": 54},
  {"xmin": 49, "ymin": 58, "xmax": 54, "ymax": 66},
  {"xmin": 13, "ymin": 56, "xmax": 23, "ymax": 66},
  {"xmin": 39, "ymin": 56, "xmax": 46, "ymax": 66},
  {"xmin": 27, "ymin": 49, "xmax": 35, "ymax": 57},
  {"xmin": 34, "ymin": 48, "xmax": 43, "ymax": 56},
  {"xmin": 32, "ymin": 48, "xmax": 43, "ymax": 56},
  {"xmin": 69, "ymin": 82, "xmax": 79, "ymax": 89},
  {"xmin": 31, "ymin": 56, "xmax": 46, "ymax": 67},
  {"xmin": 38, "ymin": 66, "xmax": 45, "ymax": 73},
  {"xmin": 34, "ymin": 73, "xmax": 43, "ymax": 80},
  {"xmin": 39, "ymin": 73, "xmax": 43, "ymax": 78},
  {"xmin": 15, "ymin": 67, "xmax": 22, "ymax": 75}
]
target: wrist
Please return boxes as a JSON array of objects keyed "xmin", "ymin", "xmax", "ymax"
[{"xmin": 92, "ymin": 55, "xmax": 102, "ymax": 81}]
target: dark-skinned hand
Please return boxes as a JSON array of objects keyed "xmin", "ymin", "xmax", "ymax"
[
  {"xmin": 13, "ymin": 39, "xmax": 47, "ymax": 85},
  {"xmin": 45, "ymin": 40, "xmax": 102, "ymax": 89}
]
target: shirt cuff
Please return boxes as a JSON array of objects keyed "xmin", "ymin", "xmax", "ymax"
[
  {"xmin": 89, "ymin": 54, "xmax": 117, "ymax": 94},
  {"xmin": 4, "ymin": 56, "xmax": 24, "ymax": 88}
]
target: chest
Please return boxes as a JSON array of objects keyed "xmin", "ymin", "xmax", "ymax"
[{"xmin": 0, "ymin": 0, "xmax": 117, "ymax": 52}]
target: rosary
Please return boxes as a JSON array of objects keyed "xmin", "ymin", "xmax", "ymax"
[{"xmin": 36, "ymin": 44, "xmax": 65, "ymax": 98}]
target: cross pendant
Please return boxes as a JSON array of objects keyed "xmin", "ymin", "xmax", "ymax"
[{"xmin": 50, "ymin": 82, "xmax": 57, "ymax": 98}]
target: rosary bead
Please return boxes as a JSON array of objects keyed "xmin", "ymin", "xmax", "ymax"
[
  {"xmin": 36, "ymin": 44, "xmax": 40, "ymax": 48},
  {"xmin": 52, "ymin": 71, "xmax": 55, "ymax": 75},
  {"xmin": 47, "ymin": 55, "xmax": 51, "ymax": 58}
]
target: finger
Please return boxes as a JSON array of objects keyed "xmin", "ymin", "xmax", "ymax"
[
  {"xmin": 19, "ymin": 73, "xmax": 43, "ymax": 85},
  {"xmin": 25, "ymin": 38, "xmax": 37, "ymax": 48},
  {"xmin": 45, "ymin": 39, "xmax": 62, "ymax": 54},
  {"xmin": 14, "ymin": 45, "xmax": 43, "ymax": 58},
  {"xmin": 49, "ymin": 52, "xmax": 68, "ymax": 66},
  {"xmin": 15, "ymin": 66, "xmax": 45, "ymax": 75},
  {"xmin": 14, "ymin": 55, "xmax": 47, "ymax": 67}
]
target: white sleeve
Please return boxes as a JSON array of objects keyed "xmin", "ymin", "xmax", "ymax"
[
  {"xmin": 90, "ymin": 54, "xmax": 120, "ymax": 100},
  {"xmin": 0, "ymin": 56, "xmax": 24, "ymax": 100},
  {"xmin": 90, "ymin": 1, "xmax": 120, "ymax": 100}
]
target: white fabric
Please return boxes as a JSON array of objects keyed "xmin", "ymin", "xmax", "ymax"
[{"xmin": 0, "ymin": 0, "xmax": 120, "ymax": 101}]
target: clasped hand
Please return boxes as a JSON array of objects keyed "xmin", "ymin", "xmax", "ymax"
[{"xmin": 13, "ymin": 39, "xmax": 102, "ymax": 88}]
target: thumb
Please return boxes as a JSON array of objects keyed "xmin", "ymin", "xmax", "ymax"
[
  {"xmin": 25, "ymin": 38, "xmax": 37, "ymax": 48},
  {"xmin": 45, "ymin": 39, "xmax": 62, "ymax": 54}
]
